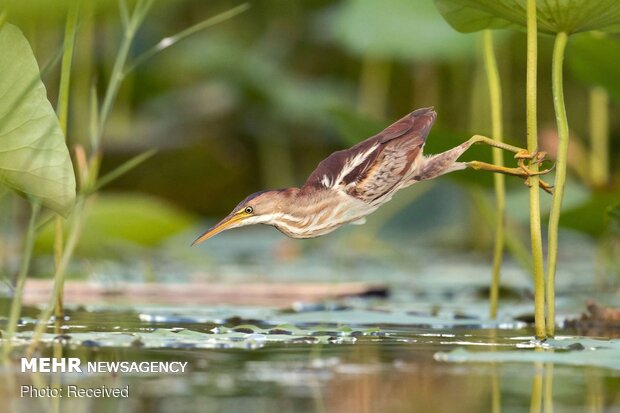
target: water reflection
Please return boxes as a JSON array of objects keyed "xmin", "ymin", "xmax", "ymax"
[
  {"xmin": 3, "ymin": 336, "xmax": 618, "ymax": 413},
  {"xmin": 2, "ymin": 296, "xmax": 619, "ymax": 413}
]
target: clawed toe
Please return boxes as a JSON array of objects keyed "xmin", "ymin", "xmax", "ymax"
[
  {"xmin": 516, "ymin": 149, "xmax": 554, "ymax": 181},
  {"xmin": 514, "ymin": 149, "xmax": 533, "ymax": 160},
  {"xmin": 516, "ymin": 156, "xmax": 555, "ymax": 194},
  {"xmin": 540, "ymin": 180, "xmax": 554, "ymax": 194},
  {"xmin": 514, "ymin": 149, "xmax": 547, "ymax": 163},
  {"xmin": 518, "ymin": 164, "xmax": 554, "ymax": 177},
  {"xmin": 523, "ymin": 177, "xmax": 554, "ymax": 194}
]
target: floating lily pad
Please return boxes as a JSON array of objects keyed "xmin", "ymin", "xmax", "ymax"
[
  {"xmin": 139, "ymin": 307, "xmax": 523, "ymax": 329},
  {"xmin": 13, "ymin": 326, "xmax": 358, "ymax": 350},
  {"xmin": 435, "ymin": 336, "xmax": 620, "ymax": 369}
]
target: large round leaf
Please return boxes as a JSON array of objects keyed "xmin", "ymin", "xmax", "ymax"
[
  {"xmin": 0, "ymin": 23, "xmax": 76, "ymax": 215},
  {"xmin": 434, "ymin": 0, "xmax": 620, "ymax": 35}
]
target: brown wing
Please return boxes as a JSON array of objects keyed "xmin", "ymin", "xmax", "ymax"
[{"xmin": 303, "ymin": 107, "xmax": 436, "ymax": 203}]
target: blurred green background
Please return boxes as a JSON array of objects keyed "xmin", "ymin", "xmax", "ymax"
[
  {"xmin": 2, "ymin": 3, "xmax": 620, "ymax": 412},
  {"xmin": 1, "ymin": 0, "xmax": 619, "ymax": 276}
]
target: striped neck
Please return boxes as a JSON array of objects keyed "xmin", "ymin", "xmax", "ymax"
[{"xmin": 269, "ymin": 189, "xmax": 363, "ymax": 238}]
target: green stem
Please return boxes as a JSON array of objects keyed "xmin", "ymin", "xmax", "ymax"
[
  {"xmin": 52, "ymin": 217, "xmax": 64, "ymax": 321},
  {"xmin": 3, "ymin": 202, "xmax": 40, "ymax": 361},
  {"xmin": 88, "ymin": 149, "xmax": 156, "ymax": 194},
  {"xmin": 526, "ymin": 0, "xmax": 546, "ymax": 339},
  {"xmin": 27, "ymin": 198, "xmax": 86, "ymax": 355},
  {"xmin": 53, "ymin": 0, "xmax": 79, "ymax": 323},
  {"xmin": 28, "ymin": 1, "xmax": 154, "ymax": 352},
  {"xmin": 546, "ymin": 31, "xmax": 569, "ymax": 337},
  {"xmin": 589, "ymin": 87, "xmax": 609, "ymax": 187},
  {"xmin": 469, "ymin": 187, "xmax": 533, "ymax": 276},
  {"xmin": 124, "ymin": 3, "xmax": 250, "ymax": 75},
  {"xmin": 483, "ymin": 30, "xmax": 506, "ymax": 319},
  {"xmin": 97, "ymin": 0, "xmax": 153, "ymax": 146},
  {"xmin": 56, "ymin": 2, "xmax": 79, "ymax": 134}
]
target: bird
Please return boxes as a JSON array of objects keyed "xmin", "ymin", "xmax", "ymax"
[{"xmin": 193, "ymin": 107, "xmax": 551, "ymax": 244}]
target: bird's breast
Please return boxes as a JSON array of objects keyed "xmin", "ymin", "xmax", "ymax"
[{"xmin": 272, "ymin": 191, "xmax": 376, "ymax": 239}]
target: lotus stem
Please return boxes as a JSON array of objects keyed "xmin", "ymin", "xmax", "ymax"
[
  {"xmin": 526, "ymin": 0, "xmax": 546, "ymax": 339},
  {"xmin": 546, "ymin": 31, "xmax": 569, "ymax": 337},
  {"xmin": 98, "ymin": 0, "xmax": 153, "ymax": 143},
  {"xmin": 56, "ymin": 2, "xmax": 79, "ymax": 134},
  {"xmin": 27, "ymin": 198, "xmax": 86, "ymax": 355},
  {"xmin": 53, "ymin": 1, "xmax": 79, "ymax": 322},
  {"xmin": 589, "ymin": 87, "xmax": 609, "ymax": 187},
  {"xmin": 482, "ymin": 30, "xmax": 506, "ymax": 319},
  {"xmin": 3, "ymin": 202, "xmax": 40, "ymax": 361}
]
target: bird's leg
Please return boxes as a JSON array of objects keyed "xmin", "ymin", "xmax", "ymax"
[
  {"xmin": 465, "ymin": 135, "xmax": 537, "ymax": 158},
  {"xmin": 417, "ymin": 135, "xmax": 553, "ymax": 193},
  {"xmin": 463, "ymin": 135, "xmax": 554, "ymax": 193}
]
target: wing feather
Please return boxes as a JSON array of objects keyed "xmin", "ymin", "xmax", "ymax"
[{"xmin": 303, "ymin": 108, "xmax": 436, "ymax": 203}]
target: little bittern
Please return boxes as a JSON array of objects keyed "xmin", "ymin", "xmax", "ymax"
[{"xmin": 193, "ymin": 108, "xmax": 551, "ymax": 244}]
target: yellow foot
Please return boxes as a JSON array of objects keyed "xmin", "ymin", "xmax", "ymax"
[
  {"xmin": 467, "ymin": 160, "xmax": 554, "ymax": 194},
  {"xmin": 515, "ymin": 150, "xmax": 555, "ymax": 194},
  {"xmin": 514, "ymin": 149, "xmax": 547, "ymax": 164},
  {"xmin": 524, "ymin": 176, "xmax": 554, "ymax": 194}
]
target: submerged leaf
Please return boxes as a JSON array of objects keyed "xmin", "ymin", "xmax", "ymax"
[
  {"xmin": 434, "ymin": 0, "xmax": 620, "ymax": 35},
  {"xmin": 0, "ymin": 23, "xmax": 76, "ymax": 215}
]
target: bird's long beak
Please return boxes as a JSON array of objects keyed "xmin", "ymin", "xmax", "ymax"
[{"xmin": 192, "ymin": 212, "xmax": 246, "ymax": 246}]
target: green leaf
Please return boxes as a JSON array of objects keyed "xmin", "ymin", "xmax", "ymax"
[
  {"xmin": 434, "ymin": 0, "xmax": 620, "ymax": 35},
  {"xmin": 328, "ymin": 0, "xmax": 475, "ymax": 60},
  {"xmin": 0, "ymin": 23, "xmax": 76, "ymax": 215},
  {"xmin": 567, "ymin": 33, "xmax": 620, "ymax": 102}
]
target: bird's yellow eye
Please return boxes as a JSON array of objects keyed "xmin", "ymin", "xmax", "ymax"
[{"xmin": 244, "ymin": 206, "xmax": 254, "ymax": 214}]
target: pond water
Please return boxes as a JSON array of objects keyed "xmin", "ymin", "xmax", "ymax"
[
  {"xmin": 2, "ymin": 221, "xmax": 619, "ymax": 413},
  {"xmin": 3, "ymin": 303, "xmax": 620, "ymax": 413}
]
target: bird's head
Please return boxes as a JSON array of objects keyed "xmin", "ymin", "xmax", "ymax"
[{"xmin": 192, "ymin": 189, "xmax": 287, "ymax": 245}]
